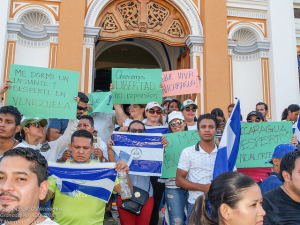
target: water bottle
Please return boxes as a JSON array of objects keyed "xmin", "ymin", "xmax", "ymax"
[{"xmin": 117, "ymin": 171, "xmax": 132, "ymax": 200}]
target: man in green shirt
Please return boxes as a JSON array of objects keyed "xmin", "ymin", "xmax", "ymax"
[{"xmin": 41, "ymin": 130, "xmax": 132, "ymax": 225}]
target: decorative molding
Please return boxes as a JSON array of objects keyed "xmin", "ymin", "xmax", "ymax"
[
  {"xmin": 232, "ymin": 28, "xmax": 258, "ymax": 45},
  {"xmin": 227, "ymin": 10, "xmax": 266, "ymax": 19},
  {"xmin": 185, "ymin": 35, "xmax": 204, "ymax": 52},
  {"xmin": 12, "ymin": 2, "xmax": 29, "ymax": 14},
  {"xmin": 44, "ymin": 5, "xmax": 59, "ymax": 17},
  {"xmin": 84, "ymin": 26, "xmax": 101, "ymax": 43},
  {"xmin": 233, "ymin": 41, "xmax": 270, "ymax": 55},
  {"xmin": 7, "ymin": 22, "xmax": 59, "ymax": 47},
  {"xmin": 232, "ymin": 51, "xmax": 269, "ymax": 61},
  {"xmin": 18, "ymin": 11, "xmax": 51, "ymax": 31}
]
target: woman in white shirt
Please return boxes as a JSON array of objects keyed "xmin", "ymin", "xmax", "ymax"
[{"xmin": 164, "ymin": 111, "xmax": 188, "ymax": 225}]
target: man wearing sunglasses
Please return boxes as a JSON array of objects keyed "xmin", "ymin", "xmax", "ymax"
[
  {"xmin": 246, "ymin": 111, "xmax": 264, "ymax": 123},
  {"xmin": 47, "ymin": 92, "xmax": 89, "ymax": 142},
  {"xmin": 181, "ymin": 99, "xmax": 198, "ymax": 130}
]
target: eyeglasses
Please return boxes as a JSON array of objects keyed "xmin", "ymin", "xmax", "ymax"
[
  {"xmin": 27, "ymin": 123, "xmax": 43, "ymax": 128},
  {"xmin": 247, "ymin": 118, "xmax": 261, "ymax": 123},
  {"xmin": 148, "ymin": 109, "xmax": 162, "ymax": 115},
  {"xmin": 77, "ymin": 105, "xmax": 88, "ymax": 112},
  {"xmin": 130, "ymin": 129, "xmax": 145, "ymax": 133},
  {"xmin": 169, "ymin": 119, "xmax": 183, "ymax": 127},
  {"xmin": 183, "ymin": 107, "xmax": 196, "ymax": 112}
]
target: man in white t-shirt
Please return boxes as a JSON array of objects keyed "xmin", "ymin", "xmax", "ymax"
[
  {"xmin": 180, "ymin": 99, "xmax": 198, "ymax": 130},
  {"xmin": 176, "ymin": 113, "xmax": 219, "ymax": 221},
  {"xmin": 0, "ymin": 147, "xmax": 58, "ymax": 224}
]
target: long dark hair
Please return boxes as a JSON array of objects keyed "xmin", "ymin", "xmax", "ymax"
[
  {"xmin": 211, "ymin": 108, "xmax": 226, "ymax": 123},
  {"xmin": 188, "ymin": 172, "xmax": 257, "ymax": 225},
  {"xmin": 281, "ymin": 104, "xmax": 300, "ymax": 121},
  {"xmin": 168, "ymin": 99, "xmax": 182, "ymax": 112}
]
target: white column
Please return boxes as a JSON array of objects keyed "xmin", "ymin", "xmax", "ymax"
[
  {"xmin": 0, "ymin": 0, "xmax": 11, "ymax": 83},
  {"xmin": 267, "ymin": 0, "xmax": 300, "ymax": 121}
]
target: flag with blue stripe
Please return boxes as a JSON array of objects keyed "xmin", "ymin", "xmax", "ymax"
[
  {"xmin": 145, "ymin": 125, "xmax": 169, "ymax": 134},
  {"xmin": 213, "ymin": 100, "xmax": 241, "ymax": 179},
  {"xmin": 293, "ymin": 118, "xmax": 300, "ymax": 144},
  {"xmin": 48, "ymin": 162, "xmax": 117, "ymax": 203},
  {"xmin": 112, "ymin": 132, "xmax": 164, "ymax": 176}
]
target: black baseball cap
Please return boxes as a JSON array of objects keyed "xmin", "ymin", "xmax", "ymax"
[{"xmin": 246, "ymin": 111, "xmax": 264, "ymax": 121}]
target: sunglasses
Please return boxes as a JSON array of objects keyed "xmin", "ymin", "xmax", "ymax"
[
  {"xmin": 77, "ymin": 105, "xmax": 88, "ymax": 112},
  {"xmin": 247, "ymin": 118, "xmax": 261, "ymax": 123},
  {"xmin": 148, "ymin": 109, "xmax": 162, "ymax": 115},
  {"xmin": 184, "ymin": 107, "xmax": 196, "ymax": 112},
  {"xmin": 27, "ymin": 123, "xmax": 43, "ymax": 128},
  {"xmin": 169, "ymin": 119, "xmax": 183, "ymax": 128},
  {"xmin": 130, "ymin": 129, "xmax": 145, "ymax": 133}
]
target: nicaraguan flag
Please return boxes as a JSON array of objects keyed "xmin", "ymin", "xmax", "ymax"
[
  {"xmin": 145, "ymin": 125, "xmax": 169, "ymax": 134},
  {"xmin": 293, "ymin": 117, "xmax": 300, "ymax": 144},
  {"xmin": 48, "ymin": 162, "xmax": 117, "ymax": 203},
  {"xmin": 112, "ymin": 132, "xmax": 164, "ymax": 176},
  {"xmin": 213, "ymin": 99, "xmax": 241, "ymax": 179}
]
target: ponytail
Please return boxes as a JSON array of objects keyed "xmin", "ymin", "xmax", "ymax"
[
  {"xmin": 281, "ymin": 104, "xmax": 300, "ymax": 121},
  {"xmin": 188, "ymin": 194, "xmax": 214, "ymax": 225},
  {"xmin": 14, "ymin": 130, "xmax": 25, "ymax": 143},
  {"xmin": 281, "ymin": 108, "xmax": 288, "ymax": 121}
]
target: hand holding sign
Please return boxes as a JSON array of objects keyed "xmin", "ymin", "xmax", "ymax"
[
  {"xmin": 87, "ymin": 92, "xmax": 113, "ymax": 114},
  {"xmin": 162, "ymin": 69, "xmax": 200, "ymax": 97}
]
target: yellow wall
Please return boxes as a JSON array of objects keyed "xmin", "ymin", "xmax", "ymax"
[
  {"xmin": 200, "ymin": 0, "xmax": 231, "ymax": 115},
  {"xmin": 56, "ymin": 0, "xmax": 85, "ymax": 90}
]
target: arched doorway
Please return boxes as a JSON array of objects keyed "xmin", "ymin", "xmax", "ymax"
[{"xmin": 85, "ymin": 0, "xmax": 204, "ymax": 106}]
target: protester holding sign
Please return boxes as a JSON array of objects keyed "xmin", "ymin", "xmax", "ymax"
[
  {"xmin": 15, "ymin": 116, "xmax": 78, "ymax": 162},
  {"xmin": 189, "ymin": 172, "xmax": 265, "ymax": 225},
  {"xmin": 164, "ymin": 111, "xmax": 188, "ymax": 225},
  {"xmin": 0, "ymin": 106, "xmax": 21, "ymax": 156},
  {"xmin": 42, "ymin": 130, "xmax": 132, "ymax": 225},
  {"xmin": 260, "ymin": 143, "xmax": 297, "ymax": 193},
  {"xmin": 281, "ymin": 104, "xmax": 300, "ymax": 146},
  {"xmin": 181, "ymin": 99, "xmax": 198, "ymax": 130},
  {"xmin": 176, "ymin": 114, "xmax": 219, "ymax": 221}
]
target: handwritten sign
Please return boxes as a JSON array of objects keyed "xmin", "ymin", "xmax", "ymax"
[
  {"xmin": 88, "ymin": 92, "xmax": 113, "ymax": 114},
  {"xmin": 7, "ymin": 64, "xmax": 79, "ymax": 119},
  {"xmin": 162, "ymin": 69, "xmax": 200, "ymax": 97},
  {"xmin": 236, "ymin": 121, "xmax": 293, "ymax": 168},
  {"xmin": 112, "ymin": 68, "xmax": 162, "ymax": 104},
  {"xmin": 161, "ymin": 130, "xmax": 200, "ymax": 178}
]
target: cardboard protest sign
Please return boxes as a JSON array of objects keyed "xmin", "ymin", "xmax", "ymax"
[
  {"xmin": 161, "ymin": 130, "xmax": 200, "ymax": 178},
  {"xmin": 7, "ymin": 64, "xmax": 79, "ymax": 119},
  {"xmin": 162, "ymin": 69, "xmax": 200, "ymax": 97},
  {"xmin": 112, "ymin": 68, "xmax": 162, "ymax": 104},
  {"xmin": 88, "ymin": 92, "xmax": 113, "ymax": 114},
  {"xmin": 236, "ymin": 121, "xmax": 293, "ymax": 168}
]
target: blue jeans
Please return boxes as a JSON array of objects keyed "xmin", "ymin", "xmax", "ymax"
[
  {"xmin": 165, "ymin": 187, "xmax": 188, "ymax": 225},
  {"xmin": 187, "ymin": 203, "xmax": 194, "ymax": 223}
]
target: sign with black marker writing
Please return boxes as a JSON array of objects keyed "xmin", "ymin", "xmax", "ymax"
[
  {"xmin": 7, "ymin": 64, "xmax": 79, "ymax": 119},
  {"xmin": 162, "ymin": 69, "xmax": 200, "ymax": 97},
  {"xmin": 161, "ymin": 130, "xmax": 200, "ymax": 178},
  {"xmin": 111, "ymin": 68, "xmax": 162, "ymax": 104},
  {"xmin": 236, "ymin": 121, "xmax": 293, "ymax": 168}
]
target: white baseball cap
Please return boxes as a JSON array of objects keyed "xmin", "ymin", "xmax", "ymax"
[
  {"xmin": 181, "ymin": 99, "xmax": 198, "ymax": 110},
  {"xmin": 168, "ymin": 111, "xmax": 185, "ymax": 123},
  {"xmin": 145, "ymin": 102, "xmax": 163, "ymax": 111}
]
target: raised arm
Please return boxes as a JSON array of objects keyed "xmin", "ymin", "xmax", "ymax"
[{"xmin": 110, "ymin": 83, "xmax": 128, "ymax": 126}]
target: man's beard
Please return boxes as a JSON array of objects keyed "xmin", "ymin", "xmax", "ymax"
[{"xmin": 0, "ymin": 206, "xmax": 20, "ymax": 221}]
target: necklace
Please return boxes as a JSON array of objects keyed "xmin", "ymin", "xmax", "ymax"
[
  {"xmin": 10, "ymin": 140, "xmax": 16, "ymax": 150},
  {"xmin": 29, "ymin": 213, "xmax": 40, "ymax": 225}
]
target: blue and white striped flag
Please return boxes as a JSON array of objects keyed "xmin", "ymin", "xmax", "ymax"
[
  {"xmin": 213, "ymin": 100, "xmax": 241, "ymax": 179},
  {"xmin": 48, "ymin": 162, "xmax": 117, "ymax": 203},
  {"xmin": 112, "ymin": 132, "xmax": 164, "ymax": 176},
  {"xmin": 145, "ymin": 125, "xmax": 169, "ymax": 134},
  {"xmin": 293, "ymin": 117, "xmax": 300, "ymax": 144}
]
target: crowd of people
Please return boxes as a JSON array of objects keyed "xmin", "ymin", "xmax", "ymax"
[{"xmin": 0, "ymin": 79, "xmax": 299, "ymax": 225}]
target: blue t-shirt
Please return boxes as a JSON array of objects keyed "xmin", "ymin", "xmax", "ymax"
[
  {"xmin": 48, "ymin": 119, "xmax": 69, "ymax": 134},
  {"xmin": 260, "ymin": 172, "xmax": 283, "ymax": 194}
]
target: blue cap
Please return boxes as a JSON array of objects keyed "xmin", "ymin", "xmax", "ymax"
[{"xmin": 265, "ymin": 143, "xmax": 297, "ymax": 164}]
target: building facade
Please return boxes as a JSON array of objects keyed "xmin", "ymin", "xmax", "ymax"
[{"xmin": 0, "ymin": 0, "xmax": 299, "ymax": 120}]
